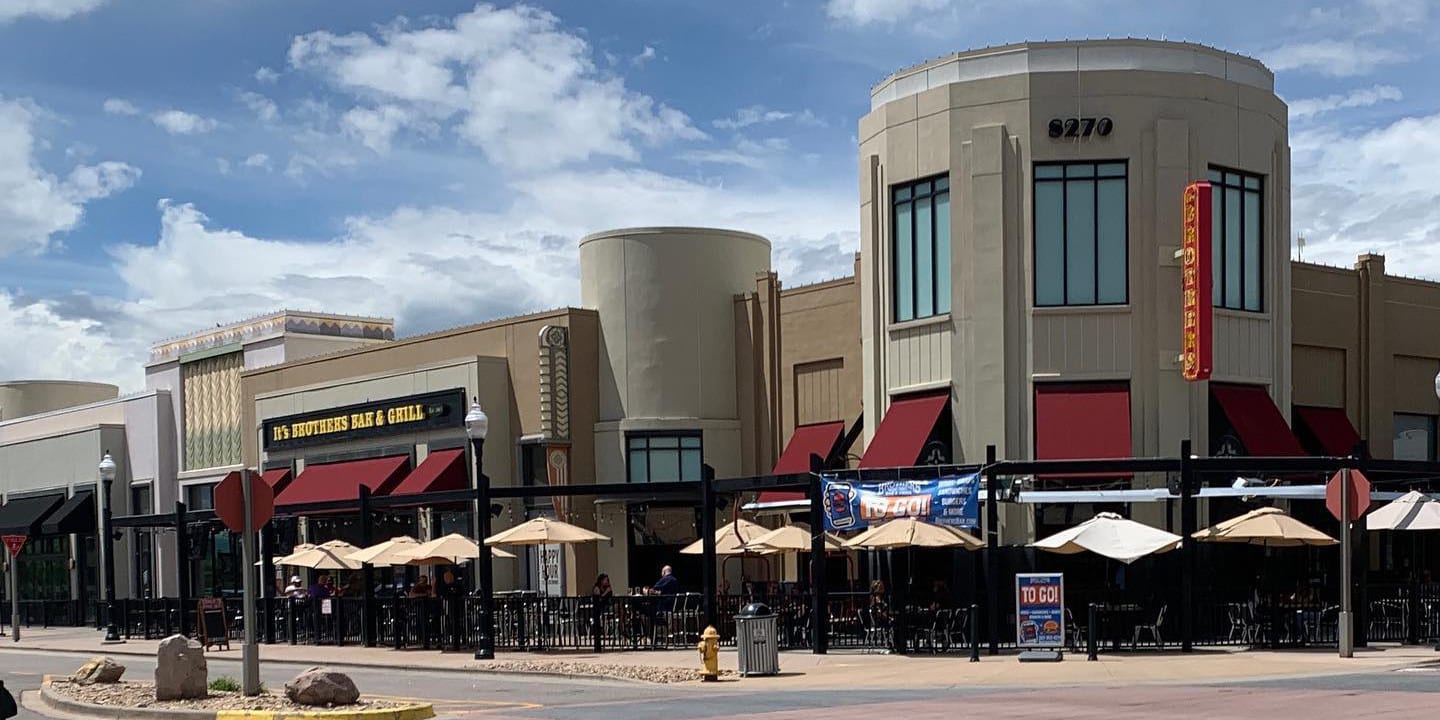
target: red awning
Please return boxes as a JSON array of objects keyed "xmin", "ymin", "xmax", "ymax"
[
  {"xmin": 858, "ymin": 393, "xmax": 949, "ymax": 468},
  {"xmin": 1211, "ymin": 384, "xmax": 1305, "ymax": 456},
  {"xmin": 275, "ymin": 455, "xmax": 411, "ymax": 507},
  {"xmin": 756, "ymin": 421, "xmax": 847, "ymax": 507},
  {"xmin": 1294, "ymin": 406, "xmax": 1362, "ymax": 457},
  {"xmin": 1034, "ymin": 383, "xmax": 1133, "ymax": 460},
  {"xmin": 390, "ymin": 448, "xmax": 468, "ymax": 497}
]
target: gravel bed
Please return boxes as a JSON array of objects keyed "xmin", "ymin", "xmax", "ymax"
[
  {"xmin": 480, "ymin": 660, "xmax": 733, "ymax": 684},
  {"xmin": 51, "ymin": 680, "xmax": 409, "ymax": 713}
]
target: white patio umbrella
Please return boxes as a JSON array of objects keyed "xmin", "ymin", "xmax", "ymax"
[
  {"xmin": 284, "ymin": 540, "xmax": 363, "ymax": 570},
  {"xmin": 1194, "ymin": 507, "xmax": 1338, "ymax": 547},
  {"xmin": 260, "ymin": 543, "xmax": 315, "ymax": 567},
  {"xmin": 1366, "ymin": 491, "xmax": 1440, "ymax": 531},
  {"xmin": 680, "ymin": 518, "xmax": 768, "ymax": 555},
  {"xmin": 844, "ymin": 517, "xmax": 983, "ymax": 550},
  {"xmin": 742, "ymin": 523, "xmax": 846, "ymax": 553},
  {"xmin": 484, "ymin": 517, "xmax": 611, "ymax": 546},
  {"xmin": 1031, "ymin": 512, "xmax": 1182, "ymax": 564},
  {"xmin": 347, "ymin": 536, "xmax": 422, "ymax": 567},
  {"xmin": 397, "ymin": 533, "xmax": 515, "ymax": 565}
]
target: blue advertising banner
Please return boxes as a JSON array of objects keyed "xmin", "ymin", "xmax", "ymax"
[
  {"xmin": 821, "ymin": 473, "xmax": 979, "ymax": 532},
  {"xmin": 1015, "ymin": 573, "xmax": 1065, "ymax": 648}
]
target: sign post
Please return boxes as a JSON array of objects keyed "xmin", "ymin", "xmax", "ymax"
[
  {"xmin": 217, "ymin": 469, "xmax": 270, "ymax": 696},
  {"xmin": 2, "ymin": 536, "xmax": 24, "ymax": 642},
  {"xmin": 1015, "ymin": 573, "xmax": 1065, "ymax": 658},
  {"xmin": 1327, "ymin": 469, "xmax": 1370, "ymax": 659}
]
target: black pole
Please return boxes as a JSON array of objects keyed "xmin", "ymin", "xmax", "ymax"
[
  {"xmin": 808, "ymin": 459, "xmax": 828, "ymax": 654},
  {"xmin": 261, "ymin": 523, "xmax": 276, "ymax": 645},
  {"xmin": 984, "ymin": 444, "xmax": 999, "ymax": 656},
  {"xmin": 1354, "ymin": 442, "xmax": 1370, "ymax": 648},
  {"xmin": 1410, "ymin": 532, "xmax": 1421, "ymax": 646},
  {"xmin": 472, "ymin": 434, "xmax": 495, "ymax": 660},
  {"xmin": 1179, "ymin": 439, "xmax": 1195, "ymax": 653},
  {"xmin": 359, "ymin": 485, "xmax": 376, "ymax": 647},
  {"xmin": 1087, "ymin": 603, "xmax": 1098, "ymax": 661},
  {"xmin": 700, "ymin": 464, "xmax": 717, "ymax": 630},
  {"xmin": 969, "ymin": 602, "xmax": 980, "ymax": 661},
  {"xmin": 101, "ymin": 476, "xmax": 120, "ymax": 642},
  {"xmin": 174, "ymin": 502, "xmax": 190, "ymax": 637}
]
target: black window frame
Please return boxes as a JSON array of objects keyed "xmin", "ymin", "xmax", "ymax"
[
  {"xmin": 890, "ymin": 174, "xmax": 951, "ymax": 323},
  {"xmin": 1032, "ymin": 160, "xmax": 1130, "ymax": 307},
  {"xmin": 1393, "ymin": 412, "xmax": 1438, "ymax": 462},
  {"xmin": 625, "ymin": 431, "xmax": 704, "ymax": 483},
  {"xmin": 1208, "ymin": 166, "xmax": 1265, "ymax": 313}
]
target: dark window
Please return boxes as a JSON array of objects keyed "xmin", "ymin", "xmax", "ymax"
[
  {"xmin": 1034, "ymin": 162, "xmax": 1128, "ymax": 306},
  {"xmin": 185, "ymin": 484, "xmax": 214, "ymax": 511},
  {"xmin": 892, "ymin": 175, "xmax": 951, "ymax": 322},
  {"xmin": 1208, "ymin": 167, "xmax": 1264, "ymax": 312},
  {"xmin": 1394, "ymin": 413, "xmax": 1437, "ymax": 461},
  {"xmin": 130, "ymin": 485, "xmax": 153, "ymax": 515},
  {"xmin": 626, "ymin": 433, "xmax": 703, "ymax": 483}
]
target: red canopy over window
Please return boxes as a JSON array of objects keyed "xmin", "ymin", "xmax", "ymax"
[
  {"xmin": 274, "ymin": 456, "xmax": 410, "ymax": 507},
  {"xmin": 858, "ymin": 392, "xmax": 949, "ymax": 469},
  {"xmin": 390, "ymin": 448, "xmax": 468, "ymax": 497},
  {"xmin": 1034, "ymin": 383, "xmax": 1133, "ymax": 461},
  {"xmin": 1294, "ymin": 406, "xmax": 1362, "ymax": 457},
  {"xmin": 1211, "ymin": 384, "xmax": 1305, "ymax": 456},
  {"xmin": 756, "ymin": 421, "xmax": 846, "ymax": 507}
]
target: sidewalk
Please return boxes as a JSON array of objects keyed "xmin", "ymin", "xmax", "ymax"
[{"xmin": 6, "ymin": 626, "xmax": 1436, "ymax": 690}]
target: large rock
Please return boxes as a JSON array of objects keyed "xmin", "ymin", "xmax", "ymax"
[
  {"xmin": 285, "ymin": 667, "xmax": 359, "ymax": 707},
  {"xmin": 71, "ymin": 657, "xmax": 126, "ymax": 685},
  {"xmin": 154, "ymin": 635, "xmax": 207, "ymax": 701}
]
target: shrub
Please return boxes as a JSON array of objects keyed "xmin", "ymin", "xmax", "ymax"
[{"xmin": 208, "ymin": 677, "xmax": 241, "ymax": 693}]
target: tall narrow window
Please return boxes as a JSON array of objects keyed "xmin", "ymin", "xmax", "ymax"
[
  {"xmin": 1034, "ymin": 162, "xmax": 1128, "ymax": 306},
  {"xmin": 1208, "ymin": 167, "xmax": 1264, "ymax": 312},
  {"xmin": 891, "ymin": 176, "xmax": 951, "ymax": 322}
]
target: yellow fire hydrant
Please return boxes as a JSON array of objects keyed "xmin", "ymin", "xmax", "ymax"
[{"xmin": 697, "ymin": 625, "xmax": 720, "ymax": 681}]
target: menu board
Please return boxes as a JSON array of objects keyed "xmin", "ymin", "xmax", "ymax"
[{"xmin": 1015, "ymin": 573, "xmax": 1064, "ymax": 649}]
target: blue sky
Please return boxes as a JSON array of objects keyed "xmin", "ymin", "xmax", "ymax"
[{"xmin": 2, "ymin": 0, "xmax": 1438, "ymax": 389}]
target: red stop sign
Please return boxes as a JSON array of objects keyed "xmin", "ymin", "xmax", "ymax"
[
  {"xmin": 214, "ymin": 470, "xmax": 275, "ymax": 533},
  {"xmin": 1326, "ymin": 469, "xmax": 1371, "ymax": 523}
]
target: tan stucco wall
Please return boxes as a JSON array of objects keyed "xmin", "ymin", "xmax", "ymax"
[{"xmin": 0, "ymin": 381, "xmax": 118, "ymax": 422}]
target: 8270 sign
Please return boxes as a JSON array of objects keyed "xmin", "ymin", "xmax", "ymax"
[{"xmin": 1048, "ymin": 117, "xmax": 1113, "ymax": 139}]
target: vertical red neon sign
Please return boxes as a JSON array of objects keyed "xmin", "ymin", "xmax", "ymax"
[{"xmin": 1182, "ymin": 181, "xmax": 1213, "ymax": 382}]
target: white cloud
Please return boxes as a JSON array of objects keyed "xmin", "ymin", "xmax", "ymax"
[
  {"xmin": 238, "ymin": 92, "xmax": 278, "ymax": 123},
  {"xmin": 341, "ymin": 105, "xmax": 411, "ymax": 154},
  {"xmin": 286, "ymin": 3, "xmax": 703, "ymax": 170},
  {"xmin": 0, "ymin": 0, "xmax": 105, "ymax": 23},
  {"xmin": 0, "ymin": 97, "xmax": 139, "ymax": 256},
  {"xmin": 151, "ymin": 109, "xmax": 218, "ymax": 135},
  {"xmin": 215, "ymin": 158, "xmax": 231, "ymax": 175},
  {"xmin": 102, "ymin": 97, "xmax": 139, "ymax": 116},
  {"xmin": 825, "ymin": 0, "xmax": 950, "ymax": 25},
  {"xmin": 1292, "ymin": 112, "xmax": 1440, "ymax": 279},
  {"xmin": 1289, "ymin": 85, "xmax": 1402, "ymax": 120},
  {"xmin": 253, "ymin": 66, "xmax": 280, "ymax": 84},
  {"xmin": 631, "ymin": 45, "xmax": 656, "ymax": 66},
  {"xmin": 1261, "ymin": 40, "xmax": 1408, "ymax": 77},
  {"xmin": 0, "ymin": 292, "xmax": 135, "ymax": 383},
  {"xmin": 713, "ymin": 105, "xmax": 823, "ymax": 130},
  {"xmin": 242, "ymin": 153, "xmax": 271, "ymax": 171}
]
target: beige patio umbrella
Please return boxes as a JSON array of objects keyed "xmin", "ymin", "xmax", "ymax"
[
  {"xmin": 844, "ymin": 517, "xmax": 984, "ymax": 550},
  {"xmin": 397, "ymin": 533, "xmax": 515, "ymax": 565},
  {"xmin": 261, "ymin": 543, "xmax": 315, "ymax": 567},
  {"xmin": 1032, "ymin": 512, "xmax": 1182, "ymax": 564},
  {"xmin": 1366, "ymin": 491, "xmax": 1440, "ymax": 531},
  {"xmin": 284, "ymin": 540, "xmax": 363, "ymax": 570},
  {"xmin": 347, "ymin": 536, "xmax": 423, "ymax": 567},
  {"xmin": 1193, "ymin": 507, "xmax": 1338, "ymax": 547},
  {"xmin": 484, "ymin": 517, "xmax": 610, "ymax": 546},
  {"xmin": 680, "ymin": 518, "xmax": 768, "ymax": 555},
  {"xmin": 742, "ymin": 522, "xmax": 846, "ymax": 553}
]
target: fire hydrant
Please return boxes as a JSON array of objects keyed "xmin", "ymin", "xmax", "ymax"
[{"xmin": 697, "ymin": 625, "xmax": 720, "ymax": 681}]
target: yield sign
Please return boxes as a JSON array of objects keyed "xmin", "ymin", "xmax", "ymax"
[
  {"xmin": 1326, "ymin": 470, "xmax": 1372, "ymax": 523},
  {"xmin": 214, "ymin": 470, "xmax": 275, "ymax": 533},
  {"xmin": 2, "ymin": 534, "xmax": 27, "ymax": 558}
]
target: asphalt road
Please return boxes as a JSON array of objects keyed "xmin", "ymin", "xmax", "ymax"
[{"xmin": 2, "ymin": 649, "xmax": 1440, "ymax": 719}]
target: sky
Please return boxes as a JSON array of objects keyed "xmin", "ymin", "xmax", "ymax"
[{"xmin": 2, "ymin": 0, "xmax": 1438, "ymax": 391}]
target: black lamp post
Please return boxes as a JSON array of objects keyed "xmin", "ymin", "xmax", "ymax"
[
  {"xmin": 466, "ymin": 399, "xmax": 495, "ymax": 660},
  {"xmin": 98, "ymin": 452, "xmax": 123, "ymax": 644}
]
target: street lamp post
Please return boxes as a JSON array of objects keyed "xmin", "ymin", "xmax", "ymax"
[
  {"xmin": 466, "ymin": 399, "xmax": 495, "ymax": 661},
  {"xmin": 97, "ymin": 452, "xmax": 123, "ymax": 644}
]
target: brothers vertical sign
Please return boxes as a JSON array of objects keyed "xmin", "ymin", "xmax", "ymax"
[{"xmin": 1181, "ymin": 181, "xmax": 1213, "ymax": 381}]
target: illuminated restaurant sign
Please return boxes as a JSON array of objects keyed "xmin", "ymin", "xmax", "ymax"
[
  {"xmin": 1181, "ymin": 181, "xmax": 1213, "ymax": 381},
  {"xmin": 263, "ymin": 388, "xmax": 467, "ymax": 451}
]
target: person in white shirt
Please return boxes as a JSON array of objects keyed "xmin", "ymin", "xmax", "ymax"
[{"xmin": 283, "ymin": 576, "xmax": 306, "ymax": 599}]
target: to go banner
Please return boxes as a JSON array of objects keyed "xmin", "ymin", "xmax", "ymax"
[{"xmin": 821, "ymin": 473, "xmax": 979, "ymax": 532}]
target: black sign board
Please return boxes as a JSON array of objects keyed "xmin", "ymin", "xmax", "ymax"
[
  {"xmin": 263, "ymin": 388, "xmax": 467, "ymax": 451},
  {"xmin": 197, "ymin": 598, "xmax": 230, "ymax": 651}
]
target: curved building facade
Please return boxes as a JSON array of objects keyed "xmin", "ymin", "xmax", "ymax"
[{"xmin": 0, "ymin": 381, "xmax": 119, "ymax": 421}]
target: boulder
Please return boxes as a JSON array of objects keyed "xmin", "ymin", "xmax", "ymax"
[
  {"xmin": 71, "ymin": 657, "xmax": 126, "ymax": 685},
  {"xmin": 154, "ymin": 635, "xmax": 208, "ymax": 701},
  {"xmin": 284, "ymin": 667, "xmax": 359, "ymax": 707}
]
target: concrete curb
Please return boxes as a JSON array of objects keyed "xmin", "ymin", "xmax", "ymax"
[{"xmin": 34, "ymin": 678, "xmax": 434, "ymax": 720}]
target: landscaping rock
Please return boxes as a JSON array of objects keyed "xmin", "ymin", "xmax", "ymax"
[
  {"xmin": 71, "ymin": 657, "xmax": 126, "ymax": 685},
  {"xmin": 154, "ymin": 635, "xmax": 208, "ymax": 701},
  {"xmin": 284, "ymin": 667, "xmax": 359, "ymax": 707}
]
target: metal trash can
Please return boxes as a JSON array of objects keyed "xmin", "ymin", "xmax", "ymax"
[{"xmin": 734, "ymin": 602, "xmax": 779, "ymax": 677}]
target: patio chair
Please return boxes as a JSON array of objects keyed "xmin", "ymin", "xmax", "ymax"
[
  {"xmin": 859, "ymin": 607, "xmax": 891, "ymax": 654},
  {"xmin": 1131, "ymin": 605, "xmax": 1166, "ymax": 649},
  {"xmin": 1067, "ymin": 607, "xmax": 1087, "ymax": 651},
  {"xmin": 923, "ymin": 609, "xmax": 951, "ymax": 653},
  {"xmin": 1227, "ymin": 603, "xmax": 1254, "ymax": 644}
]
